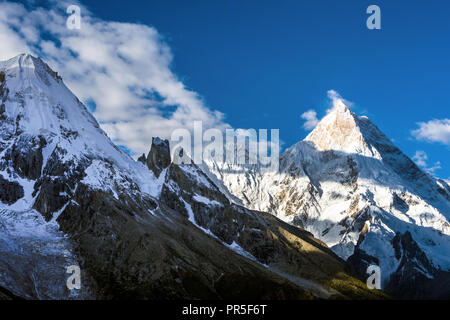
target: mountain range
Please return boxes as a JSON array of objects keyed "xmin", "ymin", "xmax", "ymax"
[
  {"xmin": 202, "ymin": 97, "xmax": 450, "ymax": 299},
  {"xmin": 0, "ymin": 54, "xmax": 448, "ymax": 299}
]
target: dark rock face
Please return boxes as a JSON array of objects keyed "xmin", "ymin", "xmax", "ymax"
[
  {"xmin": 55, "ymin": 184, "xmax": 311, "ymax": 300},
  {"xmin": 0, "ymin": 175, "xmax": 24, "ymax": 204},
  {"xmin": 347, "ymin": 248, "xmax": 380, "ymax": 281},
  {"xmin": 137, "ymin": 153, "xmax": 146, "ymax": 165},
  {"xmin": 347, "ymin": 231, "xmax": 450, "ymax": 299},
  {"xmin": 385, "ymin": 231, "xmax": 450, "ymax": 299},
  {"xmin": 160, "ymin": 162, "xmax": 229, "ymax": 221},
  {"xmin": 391, "ymin": 232, "xmax": 433, "ymax": 268},
  {"xmin": 33, "ymin": 176, "xmax": 72, "ymax": 221},
  {"xmin": 146, "ymin": 137, "xmax": 171, "ymax": 178},
  {"xmin": 437, "ymin": 179, "xmax": 450, "ymax": 202},
  {"xmin": 33, "ymin": 147, "xmax": 90, "ymax": 221},
  {"xmin": 0, "ymin": 285, "xmax": 21, "ymax": 300},
  {"xmin": 10, "ymin": 135, "xmax": 46, "ymax": 180},
  {"xmin": 392, "ymin": 193, "xmax": 409, "ymax": 213},
  {"xmin": 0, "ymin": 71, "xmax": 8, "ymax": 121}
]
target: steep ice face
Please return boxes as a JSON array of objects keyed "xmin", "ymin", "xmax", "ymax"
[
  {"xmin": 202, "ymin": 99, "xmax": 450, "ymax": 290},
  {"xmin": 0, "ymin": 54, "xmax": 162, "ymax": 197}
]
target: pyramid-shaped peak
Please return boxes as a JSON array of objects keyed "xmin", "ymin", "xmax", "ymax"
[
  {"xmin": 1, "ymin": 53, "xmax": 42, "ymax": 70},
  {"xmin": 330, "ymin": 97, "xmax": 351, "ymax": 114},
  {"xmin": 304, "ymin": 102, "xmax": 382, "ymax": 158},
  {"xmin": 1, "ymin": 54, "xmax": 62, "ymax": 86},
  {"xmin": 145, "ymin": 137, "xmax": 171, "ymax": 178},
  {"xmin": 15, "ymin": 53, "xmax": 36, "ymax": 60}
]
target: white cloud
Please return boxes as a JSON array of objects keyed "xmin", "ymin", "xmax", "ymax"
[
  {"xmin": 429, "ymin": 161, "xmax": 442, "ymax": 174},
  {"xmin": 412, "ymin": 150, "xmax": 441, "ymax": 175},
  {"xmin": 412, "ymin": 119, "xmax": 450, "ymax": 146},
  {"xmin": 412, "ymin": 150, "xmax": 428, "ymax": 167},
  {"xmin": 0, "ymin": 0, "xmax": 229, "ymax": 155},
  {"xmin": 301, "ymin": 109, "xmax": 319, "ymax": 131}
]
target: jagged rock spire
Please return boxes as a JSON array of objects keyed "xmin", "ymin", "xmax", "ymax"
[{"xmin": 146, "ymin": 137, "xmax": 171, "ymax": 178}]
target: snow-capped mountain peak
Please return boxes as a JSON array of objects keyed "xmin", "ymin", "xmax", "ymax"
[
  {"xmin": 1, "ymin": 54, "xmax": 162, "ymax": 196},
  {"xmin": 1, "ymin": 53, "xmax": 62, "ymax": 88},
  {"xmin": 0, "ymin": 54, "xmax": 170, "ymax": 298},
  {"xmin": 203, "ymin": 98, "xmax": 450, "ymax": 298},
  {"xmin": 305, "ymin": 102, "xmax": 383, "ymax": 159},
  {"xmin": 4, "ymin": 53, "xmax": 42, "ymax": 71}
]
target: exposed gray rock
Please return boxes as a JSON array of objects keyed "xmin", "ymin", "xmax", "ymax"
[
  {"xmin": 33, "ymin": 147, "xmax": 90, "ymax": 221},
  {"xmin": 386, "ymin": 231, "xmax": 450, "ymax": 299},
  {"xmin": 10, "ymin": 135, "xmax": 46, "ymax": 180},
  {"xmin": 137, "ymin": 153, "xmax": 146, "ymax": 165},
  {"xmin": 0, "ymin": 285, "xmax": 21, "ymax": 300},
  {"xmin": 146, "ymin": 137, "xmax": 170, "ymax": 178},
  {"xmin": 55, "ymin": 183, "xmax": 313, "ymax": 300},
  {"xmin": 0, "ymin": 175, "xmax": 24, "ymax": 204}
]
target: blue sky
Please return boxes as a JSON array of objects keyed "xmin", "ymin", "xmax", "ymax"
[
  {"xmin": 2, "ymin": 0, "xmax": 449, "ymax": 178},
  {"xmin": 82, "ymin": 0, "xmax": 449, "ymax": 178}
]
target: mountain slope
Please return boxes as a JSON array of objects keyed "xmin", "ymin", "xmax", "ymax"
[
  {"xmin": 136, "ymin": 138, "xmax": 387, "ymax": 299},
  {"xmin": 203, "ymin": 99, "xmax": 450, "ymax": 299},
  {"xmin": 0, "ymin": 54, "xmax": 382, "ymax": 299}
]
